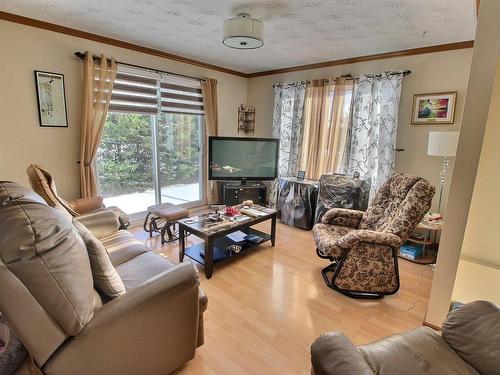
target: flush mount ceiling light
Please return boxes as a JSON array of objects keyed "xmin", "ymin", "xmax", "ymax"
[{"xmin": 223, "ymin": 13, "xmax": 264, "ymax": 49}]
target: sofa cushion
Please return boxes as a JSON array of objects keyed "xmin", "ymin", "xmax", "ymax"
[
  {"xmin": 74, "ymin": 208, "xmax": 120, "ymax": 240},
  {"xmin": 100, "ymin": 230, "xmax": 149, "ymax": 266},
  {"xmin": 73, "ymin": 220, "xmax": 126, "ymax": 298},
  {"xmin": 115, "ymin": 252, "xmax": 176, "ymax": 290},
  {"xmin": 311, "ymin": 332, "xmax": 373, "ymax": 375},
  {"xmin": 442, "ymin": 300, "xmax": 500, "ymax": 375},
  {"xmin": 358, "ymin": 326, "xmax": 479, "ymax": 375},
  {"xmin": 0, "ymin": 182, "xmax": 95, "ymax": 336},
  {"xmin": 115, "ymin": 251, "xmax": 207, "ymax": 316}
]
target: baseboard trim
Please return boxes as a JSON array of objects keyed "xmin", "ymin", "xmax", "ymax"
[{"xmin": 423, "ymin": 321, "xmax": 442, "ymax": 331}]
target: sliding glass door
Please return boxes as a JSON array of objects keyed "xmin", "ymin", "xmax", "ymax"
[
  {"xmin": 96, "ymin": 64, "xmax": 206, "ymax": 215},
  {"xmin": 97, "ymin": 112, "xmax": 204, "ymax": 215},
  {"xmin": 157, "ymin": 113, "xmax": 204, "ymax": 206},
  {"xmin": 97, "ymin": 113, "xmax": 156, "ymax": 214}
]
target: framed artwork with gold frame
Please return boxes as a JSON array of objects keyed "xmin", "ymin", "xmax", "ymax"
[{"xmin": 411, "ymin": 92, "xmax": 457, "ymax": 125}]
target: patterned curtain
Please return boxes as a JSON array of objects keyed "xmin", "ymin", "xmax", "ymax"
[
  {"xmin": 342, "ymin": 73, "xmax": 403, "ymax": 199},
  {"xmin": 269, "ymin": 82, "xmax": 306, "ymax": 205}
]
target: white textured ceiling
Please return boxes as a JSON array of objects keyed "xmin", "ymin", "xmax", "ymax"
[{"xmin": 0, "ymin": 0, "xmax": 476, "ymax": 74}]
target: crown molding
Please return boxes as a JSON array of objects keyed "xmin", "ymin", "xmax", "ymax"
[
  {"xmin": 247, "ymin": 41, "xmax": 475, "ymax": 78},
  {"xmin": 0, "ymin": 11, "xmax": 474, "ymax": 79},
  {"xmin": 0, "ymin": 11, "xmax": 248, "ymax": 78}
]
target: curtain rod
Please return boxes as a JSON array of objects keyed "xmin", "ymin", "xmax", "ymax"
[
  {"xmin": 74, "ymin": 51, "xmax": 205, "ymax": 83},
  {"xmin": 351, "ymin": 70, "xmax": 412, "ymax": 79},
  {"xmin": 273, "ymin": 70, "xmax": 411, "ymax": 88}
]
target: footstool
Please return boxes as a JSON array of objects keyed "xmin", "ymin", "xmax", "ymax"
[{"xmin": 143, "ymin": 203, "xmax": 189, "ymax": 244}]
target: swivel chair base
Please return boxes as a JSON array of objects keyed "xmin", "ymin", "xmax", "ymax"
[
  {"xmin": 318, "ymin": 247, "xmax": 400, "ymax": 299},
  {"xmin": 321, "ymin": 263, "xmax": 384, "ymax": 299}
]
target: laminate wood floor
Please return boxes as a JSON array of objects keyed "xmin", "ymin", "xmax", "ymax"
[{"xmin": 131, "ymin": 221, "xmax": 433, "ymax": 375}]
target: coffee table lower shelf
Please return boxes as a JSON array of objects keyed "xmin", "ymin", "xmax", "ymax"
[{"xmin": 184, "ymin": 228, "xmax": 271, "ymax": 266}]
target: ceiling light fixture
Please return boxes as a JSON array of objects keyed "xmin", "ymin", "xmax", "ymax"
[{"xmin": 223, "ymin": 13, "xmax": 264, "ymax": 49}]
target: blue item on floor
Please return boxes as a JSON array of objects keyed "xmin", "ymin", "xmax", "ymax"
[{"xmin": 400, "ymin": 243, "xmax": 423, "ymax": 259}]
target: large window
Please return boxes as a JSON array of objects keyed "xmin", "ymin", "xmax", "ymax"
[{"xmin": 96, "ymin": 65, "xmax": 205, "ymax": 215}]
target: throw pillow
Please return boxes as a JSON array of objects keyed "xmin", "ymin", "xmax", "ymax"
[{"xmin": 73, "ymin": 220, "xmax": 126, "ymax": 298}]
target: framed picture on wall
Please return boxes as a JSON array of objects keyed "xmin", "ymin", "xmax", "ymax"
[
  {"xmin": 411, "ymin": 92, "xmax": 457, "ymax": 125},
  {"xmin": 34, "ymin": 70, "xmax": 68, "ymax": 127},
  {"xmin": 296, "ymin": 170, "xmax": 306, "ymax": 180}
]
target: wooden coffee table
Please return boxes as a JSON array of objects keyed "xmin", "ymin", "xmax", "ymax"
[{"xmin": 178, "ymin": 206, "xmax": 277, "ymax": 278}]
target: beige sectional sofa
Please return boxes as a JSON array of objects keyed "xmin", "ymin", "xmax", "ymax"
[{"xmin": 0, "ymin": 181, "xmax": 206, "ymax": 375}]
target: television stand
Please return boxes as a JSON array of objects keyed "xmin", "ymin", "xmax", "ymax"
[{"xmin": 220, "ymin": 181, "xmax": 267, "ymax": 206}]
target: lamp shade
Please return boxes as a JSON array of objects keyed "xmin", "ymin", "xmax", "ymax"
[
  {"xmin": 427, "ymin": 131, "xmax": 459, "ymax": 157},
  {"xmin": 223, "ymin": 14, "xmax": 264, "ymax": 49}
]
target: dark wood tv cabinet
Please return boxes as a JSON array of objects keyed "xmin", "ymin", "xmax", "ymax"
[{"xmin": 220, "ymin": 181, "xmax": 267, "ymax": 205}]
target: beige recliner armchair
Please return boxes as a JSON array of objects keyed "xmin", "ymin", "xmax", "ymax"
[
  {"xmin": 26, "ymin": 164, "xmax": 129, "ymax": 228},
  {"xmin": 311, "ymin": 300, "xmax": 500, "ymax": 375},
  {"xmin": 313, "ymin": 173, "xmax": 435, "ymax": 298},
  {"xmin": 0, "ymin": 181, "xmax": 206, "ymax": 375}
]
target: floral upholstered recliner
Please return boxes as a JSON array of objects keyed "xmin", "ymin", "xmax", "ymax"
[{"xmin": 313, "ymin": 173, "xmax": 435, "ymax": 298}]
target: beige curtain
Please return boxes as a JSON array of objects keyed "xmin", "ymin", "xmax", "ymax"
[
  {"xmin": 201, "ymin": 78, "xmax": 219, "ymax": 204},
  {"xmin": 300, "ymin": 77, "xmax": 353, "ymax": 180},
  {"xmin": 79, "ymin": 52, "xmax": 117, "ymax": 198}
]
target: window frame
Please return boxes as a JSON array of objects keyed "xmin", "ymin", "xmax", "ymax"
[{"xmin": 97, "ymin": 64, "xmax": 207, "ymax": 217}]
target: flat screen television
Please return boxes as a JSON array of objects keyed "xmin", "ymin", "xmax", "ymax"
[{"xmin": 209, "ymin": 137, "xmax": 279, "ymax": 181}]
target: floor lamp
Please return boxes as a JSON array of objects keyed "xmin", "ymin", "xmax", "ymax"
[{"xmin": 427, "ymin": 131, "xmax": 459, "ymax": 215}]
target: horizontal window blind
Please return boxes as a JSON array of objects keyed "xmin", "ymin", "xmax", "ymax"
[
  {"xmin": 108, "ymin": 66, "xmax": 160, "ymax": 114},
  {"xmin": 106, "ymin": 64, "xmax": 204, "ymax": 116},
  {"xmin": 160, "ymin": 77, "xmax": 204, "ymax": 115}
]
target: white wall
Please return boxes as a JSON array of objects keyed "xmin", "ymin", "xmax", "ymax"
[
  {"xmin": 0, "ymin": 20, "xmax": 248, "ymax": 199},
  {"xmin": 247, "ymin": 49, "xmax": 473, "ymax": 213}
]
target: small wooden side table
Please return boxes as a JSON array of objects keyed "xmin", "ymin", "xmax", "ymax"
[{"xmin": 398, "ymin": 220, "xmax": 443, "ymax": 264}]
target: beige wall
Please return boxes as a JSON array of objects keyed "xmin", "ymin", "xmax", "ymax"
[
  {"xmin": 452, "ymin": 259, "xmax": 500, "ymax": 306},
  {"xmin": 459, "ymin": 58, "xmax": 500, "ymax": 267},
  {"xmin": 450, "ymin": 57, "xmax": 500, "ymax": 307},
  {"xmin": 0, "ymin": 20, "xmax": 248, "ymax": 199},
  {"xmin": 247, "ymin": 49, "xmax": 473, "ymax": 213},
  {"xmin": 0, "ymin": 16, "xmax": 477, "ymax": 214},
  {"xmin": 0, "ymin": 17, "xmax": 473, "ymax": 212},
  {"xmin": 426, "ymin": 0, "xmax": 500, "ymax": 327}
]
